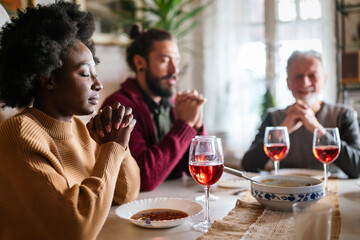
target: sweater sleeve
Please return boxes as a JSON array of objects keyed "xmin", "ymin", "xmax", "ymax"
[
  {"xmin": 334, "ymin": 108, "xmax": 360, "ymax": 178},
  {"xmin": 113, "ymin": 148, "xmax": 140, "ymax": 204},
  {"xmin": 241, "ymin": 113, "xmax": 273, "ymax": 172},
  {"xmin": 0, "ymin": 118, "xmax": 126, "ymax": 239},
  {"xmin": 131, "ymin": 119, "xmax": 198, "ymax": 191}
]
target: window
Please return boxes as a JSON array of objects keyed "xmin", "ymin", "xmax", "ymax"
[
  {"xmin": 275, "ymin": 0, "xmax": 323, "ymax": 108},
  {"xmin": 203, "ymin": 0, "xmax": 335, "ymax": 165}
]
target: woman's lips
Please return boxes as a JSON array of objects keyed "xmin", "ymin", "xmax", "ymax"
[{"xmin": 88, "ymin": 95, "xmax": 99, "ymax": 105}]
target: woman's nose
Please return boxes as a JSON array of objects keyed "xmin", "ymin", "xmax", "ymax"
[{"xmin": 92, "ymin": 76, "xmax": 103, "ymax": 91}]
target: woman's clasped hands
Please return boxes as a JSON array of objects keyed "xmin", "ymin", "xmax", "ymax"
[{"xmin": 87, "ymin": 102, "xmax": 136, "ymax": 148}]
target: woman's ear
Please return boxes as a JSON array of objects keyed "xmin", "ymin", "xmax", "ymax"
[{"xmin": 39, "ymin": 75, "xmax": 55, "ymax": 90}]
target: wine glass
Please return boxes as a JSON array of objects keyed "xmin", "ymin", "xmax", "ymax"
[
  {"xmin": 312, "ymin": 128, "xmax": 340, "ymax": 194},
  {"xmin": 189, "ymin": 137, "xmax": 224, "ymax": 232},
  {"xmin": 194, "ymin": 136, "xmax": 222, "ymax": 202},
  {"xmin": 263, "ymin": 126, "xmax": 290, "ymax": 175}
]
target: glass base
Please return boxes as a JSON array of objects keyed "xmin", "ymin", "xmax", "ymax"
[
  {"xmin": 323, "ymin": 189, "xmax": 338, "ymax": 196},
  {"xmin": 195, "ymin": 193, "xmax": 219, "ymax": 202},
  {"xmin": 192, "ymin": 220, "xmax": 212, "ymax": 232}
]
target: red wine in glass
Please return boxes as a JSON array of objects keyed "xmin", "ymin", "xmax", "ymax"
[
  {"xmin": 263, "ymin": 144, "xmax": 289, "ymax": 161},
  {"xmin": 194, "ymin": 137, "xmax": 222, "ymax": 202},
  {"xmin": 189, "ymin": 162, "xmax": 224, "ymax": 186},
  {"xmin": 312, "ymin": 128, "xmax": 340, "ymax": 195},
  {"xmin": 264, "ymin": 127, "xmax": 290, "ymax": 175},
  {"xmin": 312, "ymin": 146, "xmax": 340, "ymax": 164}
]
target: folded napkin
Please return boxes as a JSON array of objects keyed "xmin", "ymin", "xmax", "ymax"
[{"xmin": 198, "ymin": 179, "xmax": 340, "ymax": 240}]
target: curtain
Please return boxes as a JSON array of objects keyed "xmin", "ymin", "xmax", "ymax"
[{"xmin": 203, "ymin": 0, "xmax": 266, "ymax": 161}]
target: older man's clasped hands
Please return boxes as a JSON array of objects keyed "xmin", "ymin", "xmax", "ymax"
[{"xmin": 281, "ymin": 99, "xmax": 324, "ymax": 134}]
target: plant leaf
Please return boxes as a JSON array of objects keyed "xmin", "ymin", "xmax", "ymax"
[
  {"xmin": 113, "ymin": 0, "xmax": 213, "ymax": 40},
  {"xmin": 173, "ymin": 3, "xmax": 209, "ymax": 31},
  {"xmin": 176, "ymin": 19, "xmax": 201, "ymax": 39}
]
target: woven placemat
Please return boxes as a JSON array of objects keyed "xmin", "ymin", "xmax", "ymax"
[{"xmin": 198, "ymin": 179, "xmax": 340, "ymax": 240}]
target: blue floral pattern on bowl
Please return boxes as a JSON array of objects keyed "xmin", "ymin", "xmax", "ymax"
[{"xmin": 251, "ymin": 189, "xmax": 323, "ymax": 202}]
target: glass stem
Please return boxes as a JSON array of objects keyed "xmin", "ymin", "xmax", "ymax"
[
  {"xmin": 323, "ymin": 163, "xmax": 329, "ymax": 194},
  {"xmin": 274, "ymin": 161, "xmax": 279, "ymax": 175},
  {"xmin": 204, "ymin": 186, "xmax": 211, "ymax": 224}
]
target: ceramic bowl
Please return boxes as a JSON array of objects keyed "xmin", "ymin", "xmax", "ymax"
[{"xmin": 251, "ymin": 175, "xmax": 324, "ymax": 212}]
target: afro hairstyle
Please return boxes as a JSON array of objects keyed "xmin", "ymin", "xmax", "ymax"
[{"xmin": 0, "ymin": 0, "xmax": 96, "ymax": 108}]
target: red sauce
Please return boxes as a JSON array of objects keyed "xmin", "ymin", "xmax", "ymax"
[{"xmin": 131, "ymin": 208, "xmax": 189, "ymax": 221}]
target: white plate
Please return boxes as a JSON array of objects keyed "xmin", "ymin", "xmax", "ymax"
[
  {"xmin": 115, "ymin": 197, "xmax": 203, "ymax": 229},
  {"xmin": 271, "ymin": 168, "xmax": 324, "ymax": 178}
]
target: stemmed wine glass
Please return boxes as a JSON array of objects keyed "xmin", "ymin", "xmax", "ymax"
[
  {"xmin": 189, "ymin": 136, "xmax": 224, "ymax": 232},
  {"xmin": 263, "ymin": 126, "xmax": 290, "ymax": 175},
  {"xmin": 194, "ymin": 136, "xmax": 222, "ymax": 202},
  {"xmin": 312, "ymin": 128, "xmax": 340, "ymax": 194}
]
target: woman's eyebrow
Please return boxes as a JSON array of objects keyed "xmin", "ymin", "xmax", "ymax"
[{"xmin": 78, "ymin": 62, "xmax": 95, "ymax": 67}]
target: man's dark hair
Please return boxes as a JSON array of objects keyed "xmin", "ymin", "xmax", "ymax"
[
  {"xmin": 126, "ymin": 24, "xmax": 173, "ymax": 72},
  {"xmin": 0, "ymin": 1, "xmax": 96, "ymax": 108}
]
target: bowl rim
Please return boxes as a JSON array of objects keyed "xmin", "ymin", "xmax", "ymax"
[{"xmin": 251, "ymin": 175, "xmax": 323, "ymax": 192}]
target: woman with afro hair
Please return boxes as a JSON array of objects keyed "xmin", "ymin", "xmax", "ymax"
[{"xmin": 0, "ymin": 1, "xmax": 140, "ymax": 239}]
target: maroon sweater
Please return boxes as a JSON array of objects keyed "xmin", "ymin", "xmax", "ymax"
[{"xmin": 101, "ymin": 78, "xmax": 205, "ymax": 191}]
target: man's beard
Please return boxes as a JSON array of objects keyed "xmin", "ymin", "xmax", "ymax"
[
  {"xmin": 145, "ymin": 68, "xmax": 175, "ymax": 98},
  {"xmin": 298, "ymin": 87, "xmax": 320, "ymax": 107}
]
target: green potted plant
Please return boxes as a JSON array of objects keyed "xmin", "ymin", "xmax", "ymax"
[
  {"xmin": 260, "ymin": 88, "xmax": 276, "ymax": 120},
  {"xmin": 114, "ymin": 0, "xmax": 213, "ymax": 41}
]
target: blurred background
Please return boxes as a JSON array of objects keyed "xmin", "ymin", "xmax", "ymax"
[{"xmin": 1, "ymin": 0, "xmax": 360, "ymax": 169}]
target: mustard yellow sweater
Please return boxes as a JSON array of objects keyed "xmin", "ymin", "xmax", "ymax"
[{"xmin": 0, "ymin": 108, "xmax": 140, "ymax": 239}]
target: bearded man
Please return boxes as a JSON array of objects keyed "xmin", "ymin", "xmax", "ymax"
[
  {"xmin": 242, "ymin": 50, "xmax": 360, "ymax": 178},
  {"xmin": 101, "ymin": 25, "xmax": 206, "ymax": 191}
]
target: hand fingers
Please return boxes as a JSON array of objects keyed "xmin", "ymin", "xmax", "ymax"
[
  {"xmin": 125, "ymin": 107, "xmax": 132, "ymax": 115},
  {"xmin": 114, "ymin": 104, "xmax": 125, "ymax": 130},
  {"xmin": 87, "ymin": 117, "xmax": 94, "ymax": 129},
  {"xmin": 288, "ymin": 103, "xmax": 307, "ymax": 115},
  {"xmin": 177, "ymin": 91, "xmax": 205, "ymax": 102},
  {"xmin": 295, "ymin": 99, "xmax": 310, "ymax": 109},
  {"xmin": 176, "ymin": 92, "xmax": 188, "ymax": 103},
  {"xmin": 93, "ymin": 114, "xmax": 105, "ymax": 138},
  {"xmin": 101, "ymin": 106, "xmax": 113, "ymax": 133},
  {"xmin": 121, "ymin": 107, "xmax": 133, "ymax": 128},
  {"xmin": 112, "ymin": 102, "xmax": 121, "ymax": 110},
  {"xmin": 128, "ymin": 118, "xmax": 137, "ymax": 131},
  {"xmin": 197, "ymin": 94, "xmax": 206, "ymax": 103}
]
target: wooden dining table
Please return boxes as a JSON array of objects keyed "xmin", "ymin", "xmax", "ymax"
[{"xmin": 97, "ymin": 173, "xmax": 360, "ymax": 240}]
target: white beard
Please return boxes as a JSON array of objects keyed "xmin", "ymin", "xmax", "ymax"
[
  {"xmin": 297, "ymin": 87, "xmax": 321, "ymax": 107},
  {"xmin": 303, "ymin": 92, "xmax": 320, "ymax": 107}
]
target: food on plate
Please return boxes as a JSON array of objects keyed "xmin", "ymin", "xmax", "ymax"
[
  {"xmin": 260, "ymin": 179, "xmax": 314, "ymax": 187},
  {"xmin": 131, "ymin": 208, "xmax": 188, "ymax": 221}
]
